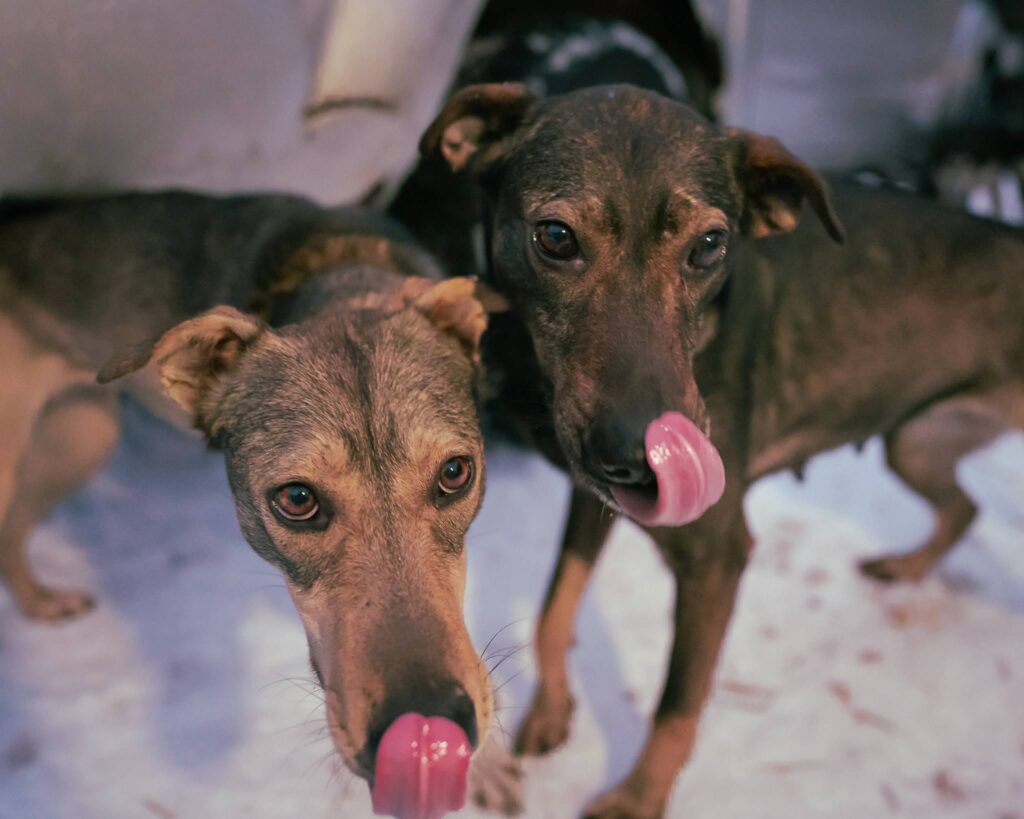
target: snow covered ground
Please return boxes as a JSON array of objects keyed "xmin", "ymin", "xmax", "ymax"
[{"xmin": 1, "ymin": 399, "xmax": 1022, "ymax": 819}]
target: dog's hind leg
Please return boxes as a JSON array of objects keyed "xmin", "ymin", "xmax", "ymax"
[
  {"xmin": 515, "ymin": 487, "xmax": 615, "ymax": 756},
  {"xmin": 0, "ymin": 387, "xmax": 118, "ymax": 621},
  {"xmin": 860, "ymin": 395, "xmax": 1008, "ymax": 583}
]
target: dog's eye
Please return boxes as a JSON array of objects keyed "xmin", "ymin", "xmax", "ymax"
[
  {"xmin": 533, "ymin": 221, "xmax": 579, "ymax": 260},
  {"xmin": 272, "ymin": 483, "xmax": 320, "ymax": 521},
  {"xmin": 688, "ymin": 230, "xmax": 729, "ymax": 271},
  {"xmin": 437, "ymin": 456, "xmax": 474, "ymax": 498}
]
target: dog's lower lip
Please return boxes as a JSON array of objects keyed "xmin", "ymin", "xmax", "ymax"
[
  {"xmin": 604, "ymin": 479, "xmax": 656, "ymax": 502},
  {"xmin": 608, "ymin": 484, "xmax": 658, "ymax": 521},
  {"xmin": 350, "ymin": 756, "xmax": 373, "ymax": 780}
]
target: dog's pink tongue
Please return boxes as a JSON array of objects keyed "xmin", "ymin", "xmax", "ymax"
[
  {"xmin": 371, "ymin": 713, "xmax": 471, "ymax": 819},
  {"xmin": 611, "ymin": 411, "xmax": 725, "ymax": 527}
]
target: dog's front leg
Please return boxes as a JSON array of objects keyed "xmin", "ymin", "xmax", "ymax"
[
  {"xmin": 516, "ymin": 486, "xmax": 616, "ymax": 756},
  {"xmin": 583, "ymin": 507, "xmax": 751, "ymax": 819}
]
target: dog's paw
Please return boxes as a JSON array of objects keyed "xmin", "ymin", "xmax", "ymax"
[
  {"xmin": 581, "ymin": 782, "xmax": 665, "ymax": 819},
  {"xmin": 514, "ymin": 690, "xmax": 574, "ymax": 756},
  {"xmin": 16, "ymin": 585, "xmax": 95, "ymax": 623},
  {"xmin": 859, "ymin": 551, "xmax": 933, "ymax": 584},
  {"xmin": 469, "ymin": 736, "xmax": 524, "ymax": 815}
]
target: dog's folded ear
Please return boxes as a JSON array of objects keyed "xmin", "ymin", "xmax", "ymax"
[
  {"xmin": 420, "ymin": 83, "xmax": 536, "ymax": 173},
  {"xmin": 411, "ymin": 277, "xmax": 505, "ymax": 365},
  {"xmin": 728, "ymin": 128, "xmax": 845, "ymax": 243},
  {"xmin": 97, "ymin": 307, "xmax": 266, "ymax": 433}
]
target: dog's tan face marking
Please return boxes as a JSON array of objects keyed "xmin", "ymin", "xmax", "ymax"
[{"xmin": 103, "ymin": 278, "xmax": 495, "ymax": 780}]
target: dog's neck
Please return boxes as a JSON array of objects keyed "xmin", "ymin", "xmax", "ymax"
[
  {"xmin": 269, "ymin": 265, "xmax": 413, "ymax": 328},
  {"xmin": 259, "ymin": 232, "xmax": 441, "ymax": 326}
]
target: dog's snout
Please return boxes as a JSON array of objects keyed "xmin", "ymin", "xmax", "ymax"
[
  {"xmin": 364, "ymin": 679, "xmax": 478, "ymax": 769},
  {"xmin": 588, "ymin": 411, "xmax": 655, "ymax": 487}
]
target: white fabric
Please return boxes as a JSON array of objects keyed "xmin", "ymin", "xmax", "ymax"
[{"xmin": 0, "ymin": 0, "xmax": 481, "ymax": 202}]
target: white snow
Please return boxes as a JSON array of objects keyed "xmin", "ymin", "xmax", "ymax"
[{"xmin": 1, "ymin": 400, "xmax": 1022, "ymax": 818}]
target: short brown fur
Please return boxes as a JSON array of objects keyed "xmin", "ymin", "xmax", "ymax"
[{"xmin": 412, "ymin": 82, "xmax": 1024, "ymax": 817}]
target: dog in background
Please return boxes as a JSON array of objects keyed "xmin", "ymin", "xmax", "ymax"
[
  {"xmin": 391, "ymin": 4, "xmax": 714, "ymax": 287},
  {"xmin": 0, "ymin": 193, "xmax": 519, "ymax": 817},
  {"xmin": 473, "ymin": 0, "xmax": 721, "ymax": 117}
]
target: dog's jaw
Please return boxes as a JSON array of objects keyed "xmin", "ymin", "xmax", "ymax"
[{"xmin": 324, "ymin": 690, "xmax": 373, "ymax": 780}]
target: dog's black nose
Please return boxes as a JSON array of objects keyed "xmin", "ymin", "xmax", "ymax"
[
  {"xmin": 364, "ymin": 678, "xmax": 478, "ymax": 769},
  {"xmin": 588, "ymin": 412, "xmax": 655, "ymax": 486}
]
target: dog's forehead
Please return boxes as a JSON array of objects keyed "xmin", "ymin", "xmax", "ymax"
[
  {"xmin": 232, "ymin": 313, "xmax": 478, "ymax": 468},
  {"xmin": 348, "ymin": 311, "xmax": 481, "ymax": 445},
  {"xmin": 513, "ymin": 86, "xmax": 730, "ymax": 206}
]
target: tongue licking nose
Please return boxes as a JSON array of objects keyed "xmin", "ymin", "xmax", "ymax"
[
  {"xmin": 610, "ymin": 411, "xmax": 726, "ymax": 527},
  {"xmin": 371, "ymin": 713, "xmax": 471, "ymax": 819}
]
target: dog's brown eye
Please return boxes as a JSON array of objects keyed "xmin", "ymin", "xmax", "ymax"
[
  {"xmin": 272, "ymin": 483, "xmax": 319, "ymax": 521},
  {"xmin": 438, "ymin": 457, "xmax": 473, "ymax": 496},
  {"xmin": 688, "ymin": 230, "xmax": 729, "ymax": 271},
  {"xmin": 533, "ymin": 221, "xmax": 579, "ymax": 260}
]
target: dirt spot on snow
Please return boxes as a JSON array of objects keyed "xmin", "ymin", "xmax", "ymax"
[
  {"xmin": 762, "ymin": 759, "xmax": 825, "ymax": 774},
  {"xmin": 851, "ymin": 707, "xmax": 895, "ymax": 731},
  {"xmin": 142, "ymin": 799, "xmax": 176, "ymax": 818},
  {"xmin": 828, "ymin": 681, "xmax": 895, "ymax": 732},
  {"xmin": 880, "ymin": 782, "xmax": 900, "ymax": 811},
  {"xmin": 803, "ymin": 567, "xmax": 829, "ymax": 586},
  {"xmin": 932, "ymin": 770, "xmax": 966, "ymax": 801},
  {"xmin": 717, "ymin": 680, "xmax": 777, "ymax": 711},
  {"xmin": 828, "ymin": 680, "xmax": 852, "ymax": 705},
  {"xmin": 885, "ymin": 600, "xmax": 946, "ymax": 629}
]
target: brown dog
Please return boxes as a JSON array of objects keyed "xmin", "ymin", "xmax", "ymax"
[
  {"xmin": 0, "ymin": 193, "xmax": 518, "ymax": 816},
  {"xmin": 409, "ymin": 83, "xmax": 1024, "ymax": 817}
]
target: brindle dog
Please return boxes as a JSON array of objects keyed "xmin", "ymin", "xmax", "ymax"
[
  {"xmin": 407, "ymin": 83, "xmax": 1024, "ymax": 817},
  {"xmin": 0, "ymin": 193, "xmax": 519, "ymax": 814}
]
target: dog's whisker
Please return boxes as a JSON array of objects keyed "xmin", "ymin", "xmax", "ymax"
[
  {"xmin": 486, "ymin": 652, "xmax": 521, "ymax": 677},
  {"xmin": 332, "ymin": 760, "xmax": 359, "ymax": 800},
  {"xmin": 482, "ymin": 641, "xmax": 526, "ymax": 664},
  {"xmin": 261, "ymin": 674, "xmax": 325, "ymax": 701},
  {"xmin": 486, "ymin": 641, "xmax": 532, "ymax": 676},
  {"xmin": 305, "ymin": 746, "xmax": 341, "ymax": 783},
  {"xmin": 296, "ymin": 700, "xmax": 328, "ymax": 730},
  {"xmin": 492, "ymin": 665, "xmax": 529, "ymax": 696},
  {"xmin": 270, "ymin": 713, "xmax": 328, "ymax": 740},
  {"xmin": 477, "ymin": 617, "xmax": 532, "ymax": 661},
  {"xmin": 251, "ymin": 582, "xmax": 288, "ymax": 593},
  {"xmin": 488, "ymin": 711, "xmax": 514, "ymax": 748},
  {"xmin": 292, "ymin": 728, "xmax": 333, "ymax": 755},
  {"xmin": 482, "ymin": 633, "xmax": 533, "ymax": 663}
]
